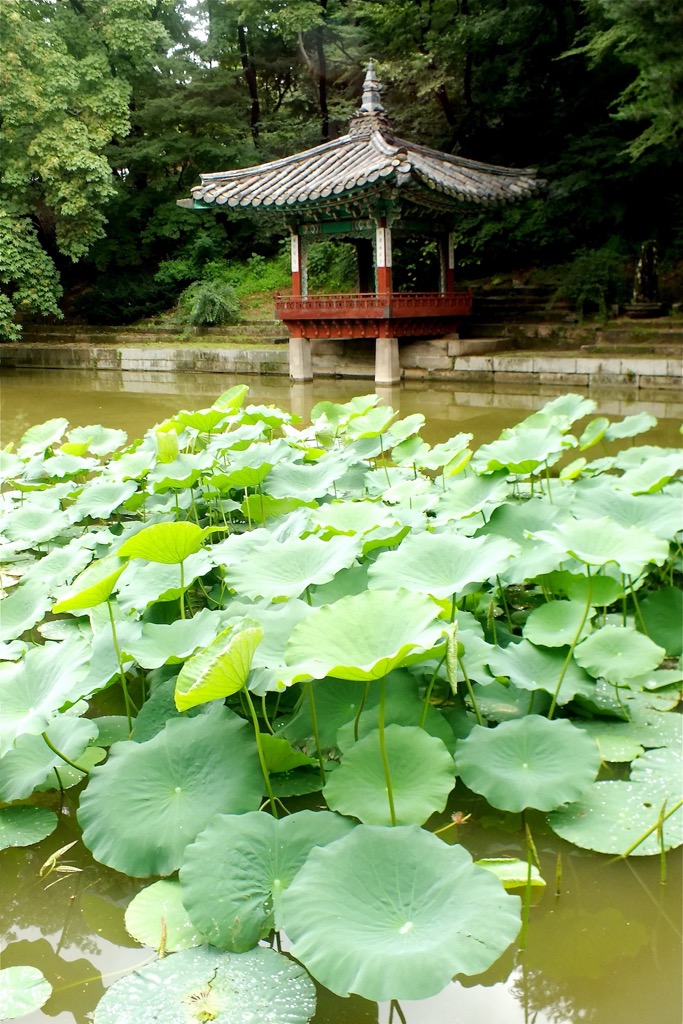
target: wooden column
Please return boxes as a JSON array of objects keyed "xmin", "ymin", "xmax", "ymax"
[
  {"xmin": 290, "ymin": 231, "xmax": 303, "ymax": 296},
  {"xmin": 375, "ymin": 219, "xmax": 393, "ymax": 294}
]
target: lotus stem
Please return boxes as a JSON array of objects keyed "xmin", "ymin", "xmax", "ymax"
[
  {"xmin": 555, "ymin": 853, "xmax": 562, "ymax": 897},
  {"xmin": 353, "ymin": 681, "xmax": 370, "ymax": 741},
  {"xmin": 419, "ymin": 653, "xmax": 445, "ymax": 729},
  {"xmin": 523, "ymin": 814, "xmax": 541, "ymax": 870},
  {"xmin": 627, "ymin": 575, "xmax": 649, "ymax": 636},
  {"xmin": 548, "ymin": 576, "xmax": 593, "ymax": 720},
  {"xmin": 261, "ymin": 695, "xmax": 275, "ymax": 735},
  {"xmin": 458, "ymin": 654, "xmax": 484, "ymax": 727},
  {"xmin": 243, "ymin": 688, "xmax": 278, "ymax": 817},
  {"xmin": 378, "ymin": 434, "xmax": 392, "ymax": 488},
  {"xmin": 305, "ymin": 681, "xmax": 326, "ymax": 785},
  {"xmin": 389, "ymin": 1000, "xmax": 407, "ymax": 1024},
  {"xmin": 613, "ymin": 799, "xmax": 682, "ymax": 860},
  {"xmin": 378, "ymin": 678, "xmax": 397, "ymax": 826},
  {"xmin": 41, "ymin": 733, "xmax": 89, "ymax": 775},
  {"xmin": 179, "ymin": 560, "xmax": 186, "ymax": 619},
  {"xmin": 658, "ymin": 800, "xmax": 667, "ymax": 885},
  {"xmin": 518, "ymin": 842, "xmax": 534, "ymax": 952},
  {"xmin": 496, "ymin": 576, "xmax": 513, "ymax": 632},
  {"xmin": 107, "ymin": 600, "xmax": 135, "ymax": 732}
]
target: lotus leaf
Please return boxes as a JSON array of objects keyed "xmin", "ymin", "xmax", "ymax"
[
  {"xmin": 0, "ymin": 807, "xmax": 58, "ymax": 850},
  {"xmin": 93, "ymin": 946, "xmax": 316, "ymax": 1024},
  {"xmin": 78, "ymin": 707, "xmax": 263, "ymax": 876},
  {"xmin": 522, "ymin": 600, "xmax": 594, "ymax": 647},
  {"xmin": 261, "ymin": 734, "xmax": 317, "ymax": 772},
  {"xmin": 280, "ymin": 677, "xmax": 374, "ymax": 750},
  {"xmin": 630, "ymin": 746, "xmax": 682, "ymax": 788},
  {"xmin": 67, "ymin": 424, "xmax": 128, "ymax": 455},
  {"xmin": 124, "ymin": 879, "xmax": 205, "ymax": 952},
  {"xmin": 604, "ymin": 412, "xmax": 657, "ymax": 440},
  {"xmin": 174, "ymin": 621, "xmax": 263, "ymax": 710},
  {"xmin": 52, "ymin": 554, "xmax": 127, "ymax": 613},
  {"xmin": 226, "ymin": 534, "xmax": 359, "ymax": 602},
  {"xmin": 0, "ymin": 639, "xmax": 90, "ymax": 755},
  {"xmin": 324, "ymin": 724, "xmax": 455, "ymax": 825},
  {"xmin": 475, "ymin": 857, "xmax": 546, "ymax": 889},
  {"xmin": 574, "ymin": 626, "xmax": 665, "ymax": 682},
  {"xmin": 638, "ymin": 588, "xmax": 683, "ymax": 655},
  {"xmin": 68, "ymin": 480, "xmax": 138, "ymax": 521},
  {"xmin": 369, "ymin": 531, "xmax": 519, "ymax": 600},
  {"xmin": 533, "ymin": 517, "xmax": 669, "ymax": 576},
  {"xmin": 1, "ymin": 504, "xmax": 71, "ymax": 547},
  {"xmin": 21, "ymin": 541, "xmax": 92, "ymax": 595},
  {"xmin": 19, "ymin": 417, "xmax": 69, "ymax": 455},
  {"xmin": 548, "ymin": 781, "xmax": 683, "ymax": 855},
  {"xmin": 578, "ymin": 416, "xmax": 610, "ymax": 450},
  {"xmin": 472, "ymin": 424, "xmax": 575, "ymax": 475},
  {"xmin": 487, "ymin": 639, "xmax": 596, "ymax": 704},
  {"xmin": 280, "ymin": 825, "xmax": 521, "ymax": 1000},
  {"xmin": 454, "ymin": 716, "xmax": 601, "ymax": 812},
  {"xmin": 0, "ymin": 715, "xmax": 97, "ymax": 800},
  {"xmin": 284, "ymin": 589, "xmax": 444, "ymax": 682},
  {"xmin": 115, "ymin": 550, "xmax": 213, "ymax": 612},
  {"xmin": 180, "ymin": 810, "xmax": 354, "ymax": 950},
  {"xmin": 0, "ymin": 582, "xmax": 52, "ymax": 642},
  {"xmin": 117, "ymin": 521, "xmax": 214, "ymax": 564},
  {"xmin": 212, "ymin": 384, "xmax": 249, "ymax": 412},
  {"xmin": 616, "ymin": 453, "xmax": 683, "ymax": 494},
  {"xmin": 120, "ymin": 608, "xmax": 229, "ymax": 671},
  {"xmin": 0, "ymin": 966, "xmax": 52, "ymax": 1019}
]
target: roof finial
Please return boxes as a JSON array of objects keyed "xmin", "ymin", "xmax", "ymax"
[{"xmin": 360, "ymin": 61, "xmax": 385, "ymax": 114}]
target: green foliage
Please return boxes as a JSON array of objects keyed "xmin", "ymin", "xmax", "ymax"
[
  {"xmin": 0, "ymin": 210, "xmax": 63, "ymax": 340},
  {"xmin": 178, "ymin": 280, "xmax": 242, "ymax": 326},
  {"xmin": 307, "ymin": 241, "xmax": 357, "ymax": 292},
  {"xmin": 553, "ymin": 245, "xmax": 630, "ymax": 318}
]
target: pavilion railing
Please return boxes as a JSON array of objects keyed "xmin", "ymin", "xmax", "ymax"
[{"xmin": 274, "ymin": 290, "xmax": 472, "ymax": 320}]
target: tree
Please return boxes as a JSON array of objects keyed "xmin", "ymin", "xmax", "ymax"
[{"xmin": 0, "ymin": 0, "xmax": 176, "ymax": 337}]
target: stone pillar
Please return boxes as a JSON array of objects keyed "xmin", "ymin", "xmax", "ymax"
[
  {"xmin": 441, "ymin": 231, "xmax": 455, "ymax": 292},
  {"xmin": 375, "ymin": 336, "xmax": 400, "ymax": 384},
  {"xmin": 375, "ymin": 220, "xmax": 393, "ymax": 294},
  {"xmin": 289, "ymin": 336, "xmax": 312, "ymax": 381}
]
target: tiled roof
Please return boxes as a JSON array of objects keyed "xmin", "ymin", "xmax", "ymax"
[{"xmin": 183, "ymin": 65, "xmax": 544, "ymax": 213}]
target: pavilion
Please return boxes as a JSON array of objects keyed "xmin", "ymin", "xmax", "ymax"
[{"xmin": 179, "ymin": 64, "xmax": 544, "ymax": 383}]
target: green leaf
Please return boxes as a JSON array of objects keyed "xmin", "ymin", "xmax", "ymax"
[
  {"xmin": 174, "ymin": 621, "xmax": 263, "ymax": 711},
  {"xmin": 0, "ymin": 807, "xmax": 58, "ymax": 851},
  {"xmin": 574, "ymin": 626, "xmax": 665, "ymax": 682},
  {"xmin": 0, "ymin": 583, "xmax": 52, "ymax": 642},
  {"xmin": 212, "ymin": 384, "xmax": 249, "ymax": 412},
  {"xmin": 117, "ymin": 521, "xmax": 213, "ymax": 564},
  {"xmin": 78, "ymin": 707, "xmax": 263, "ymax": 876},
  {"xmin": 548, "ymin": 781, "xmax": 683, "ymax": 855},
  {"xmin": 68, "ymin": 480, "xmax": 138, "ymax": 521},
  {"xmin": 261, "ymin": 734, "xmax": 317, "ymax": 772},
  {"xmin": 475, "ymin": 857, "xmax": 546, "ymax": 890},
  {"xmin": 533, "ymin": 517, "xmax": 669, "ymax": 576},
  {"xmin": 0, "ymin": 715, "xmax": 98, "ymax": 800},
  {"xmin": 19, "ymin": 417, "xmax": 69, "ymax": 455},
  {"xmin": 180, "ymin": 810, "xmax": 354, "ymax": 951},
  {"xmin": 226, "ymin": 535, "xmax": 359, "ymax": 602},
  {"xmin": 0, "ymin": 966, "xmax": 52, "ymax": 1020},
  {"xmin": 368, "ymin": 532, "xmax": 519, "ymax": 599},
  {"xmin": 639, "ymin": 588, "xmax": 683, "ymax": 656},
  {"xmin": 93, "ymin": 946, "xmax": 315, "ymax": 1024},
  {"xmin": 280, "ymin": 825, "xmax": 521, "ymax": 1000},
  {"xmin": 324, "ymin": 724, "xmax": 455, "ymax": 825},
  {"xmin": 487, "ymin": 639, "xmax": 596, "ymax": 705},
  {"xmin": 120, "ymin": 609, "xmax": 228, "ymax": 671},
  {"xmin": 454, "ymin": 716, "xmax": 600, "ymax": 812},
  {"xmin": 285, "ymin": 589, "xmax": 444, "ymax": 682},
  {"xmin": 124, "ymin": 880, "xmax": 206, "ymax": 952},
  {"xmin": 523, "ymin": 600, "xmax": 593, "ymax": 647},
  {"xmin": 67, "ymin": 424, "xmax": 127, "ymax": 455},
  {"xmin": 52, "ymin": 554, "xmax": 126, "ymax": 612},
  {"xmin": 604, "ymin": 412, "xmax": 657, "ymax": 441},
  {"xmin": 578, "ymin": 416, "xmax": 610, "ymax": 450}
]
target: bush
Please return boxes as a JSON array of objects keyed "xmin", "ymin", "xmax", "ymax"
[
  {"xmin": 178, "ymin": 280, "xmax": 242, "ymax": 327},
  {"xmin": 74, "ymin": 274, "xmax": 171, "ymax": 325},
  {"xmin": 307, "ymin": 241, "xmax": 357, "ymax": 292},
  {"xmin": 554, "ymin": 245, "xmax": 630, "ymax": 319}
]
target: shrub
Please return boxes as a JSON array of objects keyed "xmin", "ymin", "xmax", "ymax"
[{"xmin": 178, "ymin": 280, "xmax": 242, "ymax": 327}]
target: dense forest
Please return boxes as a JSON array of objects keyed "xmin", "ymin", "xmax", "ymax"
[{"xmin": 1, "ymin": 0, "xmax": 682, "ymax": 338}]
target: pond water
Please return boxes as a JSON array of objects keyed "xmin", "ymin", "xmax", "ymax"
[{"xmin": 1, "ymin": 367, "xmax": 681, "ymax": 1024}]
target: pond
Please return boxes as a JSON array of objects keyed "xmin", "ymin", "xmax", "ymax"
[{"xmin": 1, "ymin": 368, "xmax": 681, "ymax": 1024}]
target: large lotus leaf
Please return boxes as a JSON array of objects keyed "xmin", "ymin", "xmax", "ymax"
[
  {"xmin": 103, "ymin": 449, "xmax": 155, "ymax": 482},
  {"xmin": 533, "ymin": 517, "xmax": 669, "ymax": 576},
  {"xmin": 21, "ymin": 541, "xmax": 93, "ymax": 595},
  {"xmin": 174, "ymin": 621, "xmax": 263, "ymax": 711},
  {"xmin": 52, "ymin": 554, "xmax": 127, "ymax": 613},
  {"xmin": 265, "ymin": 460, "xmax": 346, "ymax": 501},
  {"xmin": 487, "ymin": 639, "xmax": 596, "ymax": 705},
  {"xmin": 535, "ymin": 392, "xmax": 597, "ymax": 426},
  {"xmin": 0, "ymin": 714, "xmax": 98, "ymax": 800},
  {"xmin": 0, "ymin": 966, "xmax": 52, "ymax": 1020},
  {"xmin": 0, "ymin": 807, "xmax": 58, "ymax": 850},
  {"xmin": 0, "ymin": 582, "xmax": 52, "ymax": 642},
  {"xmin": 0, "ymin": 450, "xmax": 25, "ymax": 482},
  {"xmin": 68, "ymin": 480, "xmax": 138, "ymax": 522},
  {"xmin": 18, "ymin": 417, "xmax": 69, "ymax": 455},
  {"xmin": 630, "ymin": 745, "xmax": 682, "ymax": 789},
  {"xmin": 432, "ymin": 472, "xmax": 509, "ymax": 523},
  {"xmin": 0, "ymin": 639, "xmax": 90, "ymax": 755},
  {"xmin": 324, "ymin": 725, "xmax": 455, "ymax": 825},
  {"xmin": 386, "ymin": 412, "xmax": 426, "ymax": 445},
  {"xmin": 67, "ymin": 423, "xmax": 127, "ymax": 455},
  {"xmin": 115, "ymin": 551, "xmax": 213, "ymax": 612},
  {"xmin": 226, "ymin": 534, "xmax": 359, "ymax": 602},
  {"xmin": 455, "ymin": 716, "xmax": 601, "ymax": 812},
  {"xmin": 616, "ymin": 453, "xmax": 683, "ymax": 494},
  {"xmin": 368, "ymin": 532, "xmax": 519, "ymax": 599},
  {"xmin": 1, "ymin": 504, "xmax": 71, "ymax": 547},
  {"xmin": 212, "ymin": 384, "xmax": 249, "ymax": 412},
  {"xmin": 604, "ymin": 412, "xmax": 657, "ymax": 440},
  {"xmin": 548, "ymin": 781, "xmax": 683, "ymax": 855},
  {"xmin": 34, "ymin": 745, "xmax": 106, "ymax": 791},
  {"xmin": 280, "ymin": 824, "xmax": 520, "ymax": 1000},
  {"xmin": 574, "ymin": 626, "xmax": 665, "ymax": 683},
  {"xmin": 41, "ymin": 452, "xmax": 98, "ymax": 478},
  {"xmin": 261, "ymin": 734, "xmax": 317, "ymax": 772},
  {"xmin": 312, "ymin": 394, "xmax": 379, "ymax": 427},
  {"xmin": 176, "ymin": 407, "xmax": 230, "ymax": 433},
  {"xmin": 223, "ymin": 599, "xmax": 313, "ymax": 695},
  {"xmin": 522, "ymin": 600, "xmax": 594, "ymax": 648},
  {"xmin": 93, "ymin": 945, "xmax": 315, "ymax": 1024},
  {"xmin": 241, "ymin": 493, "xmax": 317, "ymax": 522},
  {"xmin": 479, "ymin": 499, "xmax": 567, "ymax": 583},
  {"xmin": 130, "ymin": 676, "xmax": 200, "ymax": 743},
  {"xmin": 280, "ymin": 678, "xmax": 374, "ymax": 750},
  {"xmin": 180, "ymin": 810, "xmax": 354, "ymax": 951},
  {"xmin": 78, "ymin": 707, "xmax": 263, "ymax": 876},
  {"xmin": 475, "ymin": 858, "xmax": 546, "ymax": 890},
  {"xmin": 578, "ymin": 416, "xmax": 610, "ymax": 450},
  {"xmin": 307, "ymin": 500, "xmax": 393, "ymax": 538},
  {"xmin": 472, "ymin": 424, "xmax": 574, "ymax": 475},
  {"xmin": 120, "ymin": 608, "xmax": 229, "ymax": 670},
  {"xmin": 568, "ymin": 479, "xmax": 683, "ymax": 539},
  {"xmin": 572, "ymin": 719, "xmax": 646, "ymax": 762},
  {"xmin": 284, "ymin": 589, "xmax": 445, "ymax": 683},
  {"xmin": 540, "ymin": 569, "xmax": 624, "ymax": 607},
  {"xmin": 117, "ymin": 521, "xmax": 215, "ymax": 564},
  {"xmin": 124, "ymin": 880, "xmax": 206, "ymax": 952},
  {"xmin": 639, "ymin": 588, "xmax": 683, "ymax": 656}
]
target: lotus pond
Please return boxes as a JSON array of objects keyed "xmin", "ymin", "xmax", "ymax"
[{"xmin": 0, "ymin": 383, "xmax": 681, "ymax": 1024}]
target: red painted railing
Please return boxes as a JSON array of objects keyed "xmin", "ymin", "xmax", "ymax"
[{"xmin": 275, "ymin": 290, "xmax": 472, "ymax": 320}]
